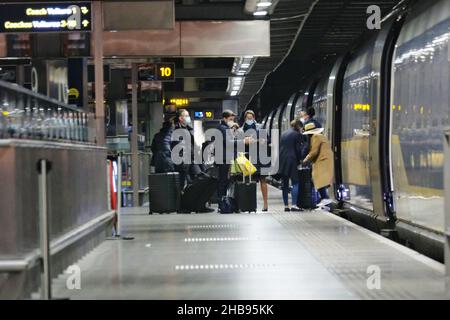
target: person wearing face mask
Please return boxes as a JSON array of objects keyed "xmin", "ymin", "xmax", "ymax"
[
  {"xmin": 242, "ymin": 110, "xmax": 269, "ymax": 212},
  {"xmin": 300, "ymin": 107, "xmax": 322, "ymax": 129},
  {"xmin": 216, "ymin": 110, "xmax": 252, "ymax": 210},
  {"xmin": 171, "ymin": 109, "xmax": 205, "ymax": 189}
]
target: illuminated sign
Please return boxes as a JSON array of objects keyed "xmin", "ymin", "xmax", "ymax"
[
  {"xmin": 194, "ymin": 111, "xmax": 204, "ymax": 119},
  {"xmin": 138, "ymin": 63, "xmax": 175, "ymax": 82},
  {"xmin": 353, "ymin": 103, "xmax": 371, "ymax": 111},
  {"xmin": 0, "ymin": 2, "xmax": 91, "ymax": 33},
  {"xmin": 205, "ymin": 111, "xmax": 214, "ymax": 119},
  {"xmin": 170, "ymin": 98, "xmax": 189, "ymax": 107}
]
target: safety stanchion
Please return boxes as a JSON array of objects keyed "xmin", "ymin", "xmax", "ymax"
[{"xmin": 37, "ymin": 159, "xmax": 52, "ymax": 300}]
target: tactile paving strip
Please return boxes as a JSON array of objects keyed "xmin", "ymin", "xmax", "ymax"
[{"xmin": 271, "ymin": 211, "xmax": 445, "ymax": 299}]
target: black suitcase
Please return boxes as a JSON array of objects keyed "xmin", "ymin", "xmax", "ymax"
[
  {"xmin": 180, "ymin": 175, "xmax": 218, "ymax": 213},
  {"xmin": 149, "ymin": 172, "xmax": 180, "ymax": 214},
  {"xmin": 297, "ymin": 165, "xmax": 318, "ymax": 210},
  {"xmin": 206, "ymin": 166, "xmax": 220, "ymax": 204},
  {"xmin": 234, "ymin": 174, "xmax": 257, "ymax": 213}
]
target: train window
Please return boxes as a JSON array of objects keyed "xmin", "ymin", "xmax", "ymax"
[
  {"xmin": 312, "ymin": 76, "xmax": 329, "ymax": 134},
  {"xmin": 390, "ymin": 0, "xmax": 450, "ymax": 232},
  {"xmin": 272, "ymin": 103, "xmax": 283, "ymax": 133},
  {"xmin": 341, "ymin": 40, "xmax": 377, "ymax": 211},
  {"xmin": 261, "ymin": 114, "xmax": 269, "ymax": 129},
  {"xmin": 292, "ymin": 93, "xmax": 305, "ymax": 120},
  {"xmin": 281, "ymin": 93, "xmax": 298, "ymax": 134}
]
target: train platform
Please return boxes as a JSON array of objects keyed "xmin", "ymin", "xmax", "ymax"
[{"xmin": 51, "ymin": 187, "xmax": 449, "ymax": 300}]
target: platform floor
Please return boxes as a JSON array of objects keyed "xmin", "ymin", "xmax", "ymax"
[{"xmin": 52, "ymin": 187, "xmax": 449, "ymax": 300}]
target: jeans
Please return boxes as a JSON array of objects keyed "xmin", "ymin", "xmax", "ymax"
[
  {"xmin": 217, "ymin": 164, "xmax": 230, "ymax": 199},
  {"xmin": 282, "ymin": 177, "xmax": 299, "ymax": 207},
  {"xmin": 318, "ymin": 187, "xmax": 329, "ymax": 200}
]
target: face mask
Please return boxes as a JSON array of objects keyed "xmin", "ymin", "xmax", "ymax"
[
  {"xmin": 245, "ymin": 120, "xmax": 255, "ymax": 126},
  {"xmin": 300, "ymin": 118, "xmax": 306, "ymax": 124},
  {"xmin": 184, "ymin": 116, "xmax": 192, "ymax": 126}
]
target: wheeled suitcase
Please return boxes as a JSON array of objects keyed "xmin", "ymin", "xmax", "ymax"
[
  {"xmin": 149, "ymin": 172, "xmax": 180, "ymax": 214},
  {"xmin": 180, "ymin": 174, "xmax": 218, "ymax": 213},
  {"xmin": 297, "ymin": 165, "xmax": 318, "ymax": 210},
  {"xmin": 234, "ymin": 174, "xmax": 257, "ymax": 213}
]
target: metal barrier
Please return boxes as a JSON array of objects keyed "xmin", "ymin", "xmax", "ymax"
[
  {"xmin": 0, "ymin": 81, "xmax": 114, "ymax": 299},
  {"xmin": 0, "ymin": 80, "xmax": 95, "ymax": 143}
]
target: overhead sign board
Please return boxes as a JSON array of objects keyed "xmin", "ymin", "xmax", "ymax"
[
  {"xmin": 170, "ymin": 98, "xmax": 189, "ymax": 107},
  {"xmin": 0, "ymin": 2, "xmax": 92, "ymax": 33},
  {"xmin": 138, "ymin": 63, "xmax": 175, "ymax": 82}
]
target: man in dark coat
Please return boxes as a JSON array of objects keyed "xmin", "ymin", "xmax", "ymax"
[
  {"xmin": 151, "ymin": 117, "xmax": 175, "ymax": 173},
  {"xmin": 170, "ymin": 109, "xmax": 204, "ymax": 188},
  {"xmin": 216, "ymin": 110, "xmax": 252, "ymax": 203},
  {"xmin": 278, "ymin": 119, "xmax": 307, "ymax": 211}
]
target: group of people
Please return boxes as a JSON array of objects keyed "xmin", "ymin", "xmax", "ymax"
[
  {"xmin": 278, "ymin": 107, "xmax": 333, "ymax": 211},
  {"xmin": 150, "ymin": 106, "xmax": 334, "ymax": 213}
]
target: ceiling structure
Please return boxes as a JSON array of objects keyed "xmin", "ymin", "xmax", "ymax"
[
  {"xmin": 0, "ymin": 0, "xmax": 404, "ymax": 118},
  {"xmin": 242, "ymin": 0, "xmax": 404, "ymax": 116},
  {"xmin": 169, "ymin": 0, "xmax": 403, "ymax": 119}
]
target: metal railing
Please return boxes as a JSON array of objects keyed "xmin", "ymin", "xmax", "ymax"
[{"xmin": 0, "ymin": 80, "xmax": 94, "ymax": 143}]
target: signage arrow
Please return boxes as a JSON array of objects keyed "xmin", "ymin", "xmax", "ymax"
[
  {"xmin": 61, "ymin": 20, "xmax": 68, "ymax": 28},
  {"xmin": 82, "ymin": 20, "xmax": 89, "ymax": 27},
  {"xmin": 81, "ymin": 6, "xmax": 89, "ymax": 15}
]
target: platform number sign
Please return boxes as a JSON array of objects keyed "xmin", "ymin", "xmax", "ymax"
[
  {"xmin": 138, "ymin": 63, "xmax": 175, "ymax": 82},
  {"xmin": 156, "ymin": 63, "xmax": 175, "ymax": 82}
]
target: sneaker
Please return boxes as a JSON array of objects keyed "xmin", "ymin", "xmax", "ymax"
[
  {"xmin": 284, "ymin": 207, "xmax": 291, "ymax": 212},
  {"xmin": 290, "ymin": 206, "xmax": 304, "ymax": 212},
  {"xmin": 319, "ymin": 199, "xmax": 332, "ymax": 206}
]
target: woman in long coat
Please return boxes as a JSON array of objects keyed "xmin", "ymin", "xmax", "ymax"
[
  {"xmin": 302, "ymin": 122, "xmax": 334, "ymax": 203},
  {"xmin": 278, "ymin": 119, "xmax": 307, "ymax": 211}
]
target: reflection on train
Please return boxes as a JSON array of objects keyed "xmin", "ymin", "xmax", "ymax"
[{"xmin": 257, "ymin": 0, "xmax": 449, "ymax": 259}]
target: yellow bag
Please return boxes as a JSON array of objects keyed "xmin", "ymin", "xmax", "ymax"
[
  {"xmin": 235, "ymin": 153, "xmax": 257, "ymax": 177},
  {"xmin": 230, "ymin": 159, "xmax": 240, "ymax": 175}
]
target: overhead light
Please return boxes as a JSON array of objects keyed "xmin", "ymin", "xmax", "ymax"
[
  {"xmin": 230, "ymin": 91, "xmax": 238, "ymax": 96},
  {"xmin": 257, "ymin": 2, "xmax": 272, "ymax": 7},
  {"xmin": 253, "ymin": 10, "xmax": 268, "ymax": 16},
  {"xmin": 232, "ymin": 86, "xmax": 241, "ymax": 91},
  {"xmin": 240, "ymin": 64, "xmax": 250, "ymax": 68}
]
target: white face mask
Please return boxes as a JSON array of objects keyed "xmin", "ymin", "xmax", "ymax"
[
  {"xmin": 184, "ymin": 116, "xmax": 192, "ymax": 126},
  {"xmin": 300, "ymin": 118, "xmax": 306, "ymax": 124},
  {"xmin": 245, "ymin": 120, "xmax": 255, "ymax": 126}
]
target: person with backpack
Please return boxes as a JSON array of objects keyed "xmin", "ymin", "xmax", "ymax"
[{"xmin": 302, "ymin": 122, "xmax": 334, "ymax": 205}]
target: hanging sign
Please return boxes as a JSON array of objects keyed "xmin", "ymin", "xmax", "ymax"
[{"xmin": 0, "ymin": 2, "xmax": 92, "ymax": 33}]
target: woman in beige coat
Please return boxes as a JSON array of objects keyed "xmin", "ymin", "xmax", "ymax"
[{"xmin": 302, "ymin": 122, "xmax": 334, "ymax": 204}]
